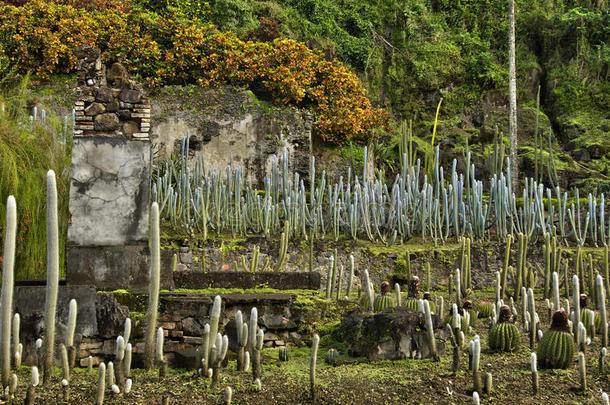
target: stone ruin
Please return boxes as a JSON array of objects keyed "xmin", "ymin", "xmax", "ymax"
[{"xmin": 67, "ymin": 45, "xmax": 154, "ymax": 291}]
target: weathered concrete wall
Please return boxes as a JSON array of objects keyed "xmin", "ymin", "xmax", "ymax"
[
  {"xmin": 149, "ymin": 86, "xmax": 312, "ymax": 185},
  {"xmin": 67, "ymin": 45, "xmax": 152, "ymax": 290}
]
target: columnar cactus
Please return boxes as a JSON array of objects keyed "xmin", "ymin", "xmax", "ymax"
[
  {"xmin": 346, "ymin": 255, "xmax": 354, "ymax": 299},
  {"xmin": 59, "ymin": 344, "xmax": 69, "ymax": 381},
  {"xmin": 362, "ymin": 270, "xmax": 374, "ymax": 311},
  {"xmin": 124, "ymin": 343, "xmax": 132, "ymax": 378},
  {"xmin": 552, "ymin": 272, "xmax": 560, "ymax": 313},
  {"xmin": 156, "ymin": 327, "xmax": 167, "ymax": 378},
  {"xmin": 235, "ymin": 311, "xmax": 248, "ymax": 371},
  {"xmin": 472, "ymin": 338, "xmax": 482, "ymax": 393},
  {"xmin": 225, "ymin": 386, "xmax": 232, "ymax": 405},
  {"xmin": 455, "ymin": 269, "xmax": 462, "ymax": 307},
  {"xmin": 423, "ymin": 300, "xmax": 438, "ymax": 360},
  {"xmin": 124, "ymin": 318, "xmax": 132, "ymax": 345},
  {"xmin": 373, "ymin": 281, "xmax": 395, "ymax": 312},
  {"xmin": 279, "ymin": 347, "xmax": 289, "ymax": 362},
  {"xmin": 445, "ymin": 324, "xmax": 460, "ymax": 374},
  {"xmin": 24, "ymin": 366, "xmax": 39, "ymax": 405},
  {"xmin": 527, "ymin": 288, "xmax": 537, "ymax": 349},
  {"xmin": 251, "ymin": 329, "xmax": 263, "ymax": 381},
  {"xmin": 144, "ymin": 202, "xmax": 161, "ymax": 370},
  {"xmin": 597, "ymin": 275, "xmax": 608, "ymax": 347},
  {"xmin": 537, "ymin": 310, "xmax": 575, "ymax": 369},
  {"xmin": 1, "ymin": 195, "xmax": 16, "ymax": 388},
  {"xmin": 107, "ymin": 361, "xmax": 115, "ymax": 387},
  {"xmin": 44, "ymin": 171, "xmax": 59, "ymax": 385},
  {"xmin": 395, "ymin": 283, "xmax": 401, "ymax": 307},
  {"xmin": 115, "ymin": 335, "xmax": 126, "ymax": 389},
  {"xmin": 12, "ymin": 313, "xmax": 22, "ymax": 369},
  {"xmin": 249, "ymin": 307, "xmax": 258, "ymax": 355},
  {"xmin": 211, "ymin": 333, "xmax": 229, "ymax": 388},
  {"xmin": 578, "ymin": 351, "xmax": 586, "ymax": 391},
  {"xmin": 208, "ymin": 296, "xmax": 222, "ymax": 357},
  {"xmin": 573, "ymin": 275, "xmax": 581, "ymax": 345},
  {"xmin": 310, "ymin": 334, "xmax": 319, "ymax": 403},
  {"xmin": 66, "ymin": 299, "xmax": 77, "ymax": 370},
  {"xmin": 531, "ymin": 352, "xmax": 539, "ymax": 395},
  {"xmin": 488, "ymin": 306, "xmax": 520, "ymax": 352},
  {"xmin": 96, "ymin": 363, "xmax": 106, "ymax": 405}
]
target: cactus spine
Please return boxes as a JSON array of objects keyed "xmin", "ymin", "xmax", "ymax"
[
  {"xmin": 44, "ymin": 171, "xmax": 59, "ymax": 385},
  {"xmin": 144, "ymin": 202, "xmax": 161, "ymax": 369},
  {"xmin": 66, "ymin": 299, "xmax": 77, "ymax": 370},
  {"xmin": 1, "ymin": 195, "xmax": 16, "ymax": 388},
  {"xmin": 310, "ymin": 334, "xmax": 319, "ymax": 403}
]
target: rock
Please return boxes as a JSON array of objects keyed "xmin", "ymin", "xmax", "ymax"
[
  {"xmin": 107, "ymin": 63, "xmax": 129, "ymax": 88},
  {"xmin": 119, "ymin": 88, "xmax": 141, "ymax": 104},
  {"xmin": 106, "ymin": 100, "xmax": 120, "ymax": 112},
  {"xmin": 96, "ymin": 293, "xmax": 130, "ymax": 339},
  {"xmin": 264, "ymin": 332, "xmax": 279, "ymax": 341},
  {"xmin": 122, "ymin": 121, "xmax": 139, "ymax": 135},
  {"xmin": 261, "ymin": 314, "xmax": 296, "ymax": 330},
  {"xmin": 85, "ymin": 102, "xmax": 105, "ymax": 116},
  {"xmin": 571, "ymin": 148, "xmax": 591, "ymax": 162},
  {"xmin": 96, "ymin": 86, "xmax": 116, "ymax": 103},
  {"xmin": 176, "ymin": 264, "xmax": 188, "ymax": 271},
  {"xmin": 94, "ymin": 113, "xmax": 120, "ymax": 131},
  {"xmin": 338, "ymin": 308, "xmax": 445, "ymax": 361},
  {"xmin": 181, "ymin": 317, "xmax": 205, "ymax": 337},
  {"xmin": 118, "ymin": 110, "xmax": 132, "ymax": 120},
  {"xmin": 180, "ymin": 252, "xmax": 193, "ymax": 264}
]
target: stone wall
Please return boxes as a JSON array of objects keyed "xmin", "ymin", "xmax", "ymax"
[
  {"xmin": 149, "ymin": 86, "xmax": 312, "ymax": 186},
  {"xmin": 67, "ymin": 45, "xmax": 153, "ymax": 290}
]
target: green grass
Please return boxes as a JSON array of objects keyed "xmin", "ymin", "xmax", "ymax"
[{"xmin": 0, "ymin": 75, "xmax": 71, "ymax": 279}]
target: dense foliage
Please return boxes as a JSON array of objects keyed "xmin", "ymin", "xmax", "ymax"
[
  {"xmin": 0, "ymin": 77, "xmax": 71, "ymax": 279},
  {"xmin": 0, "ymin": 0, "xmax": 387, "ymax": 144}
]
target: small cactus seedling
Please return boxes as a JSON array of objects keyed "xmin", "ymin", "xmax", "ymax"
[
  {"xmin": 225, "ymin": 386, "xmax": 232, "ymax": 405},
  {"xmin": 279, "ymin": 347, "xmax": 289, "ymax": 362},
  {"xmin": 66, "ymin": 299, "xmax": 78, "ymax": 370},
  {"xmin": 488, "ymin": 306, "xmax": 520, "ymax": 352},
  {"xmin": 325, "ymin": 348, "xmax": 339, "ymax": 365},
  {"xmin": 537, "ymin": 310, "xmax": 575, "ymax": 369}
]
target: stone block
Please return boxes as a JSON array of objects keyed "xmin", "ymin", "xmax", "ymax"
[
  {"xmin": 68, "ymin": 138, "xmax": 151, "ymax": 245},
  {"xmin": 183, "ymin": 336, "xmax": 203, "ymax": 345},
  {"xmin": 96, "ymin": 86, "xmax": 116, "ymax": 103},
  {"xmin": 119, "ymin": 88, "xmax": 141, "ymax": 104},
  {"xmin": 85, "ymin": 102, "xmax": 105, "ymax": 116},
  {"xmin": 94, "ymin": 113, "xmax": 120, "ymax": 131}
]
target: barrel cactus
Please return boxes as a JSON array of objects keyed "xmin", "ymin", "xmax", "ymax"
[
  {"xmin": 537, "ymin": 310, "xmax": 575, "ymax": 369},
  {"xmin": 477, "ymin": 302, "xmax": 494, "ymax": 319},
  {"xmin": 325, "ymin": 349, "xmax": 339, "ymax": 364},
  {"xmin": 463, "ymin": 301, "xmax": 478, "ymax": 326},
  {"xmin": 488, "ymin": 306, "xmax": 520, "ymax": 352},
  {"xmin": 278, "ymin": 347, "xmax": 289, "ymax": 362},
  {"xmin": 373, "ymin": 281, "xmax": 395, "ymax": 312},
  {"xmin": 579, "ymin": 294, "xmax": 601, "ymax": 335}
]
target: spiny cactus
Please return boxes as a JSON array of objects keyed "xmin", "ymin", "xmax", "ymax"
[
  {"xmin": 310, "ymin": 334, "xmax": 319, "ymax": 403},
  {"xmin": 12, "ymin": 313, "xmax": 21, "ymax": 369},
  {"xmin": 578, "ymin": 351, "xmax": 586, "ymax": 391},
  {"xmin": 8, "ymin": 373, "xmax": 17, "ymax": 399},
  {"xmin": 279, "ymin": 347, "xmax": 289, "ymax": 362},
  {"xmin": 325, "ymin": 348, "xmax": 339, "ymax": 365},
  {"xmin": 24, "ymin": 366, "xmax": 39, "ymax": 405},
  {"xmin": 249, "ymin": 307, "xmax": 258, "ymax": 356},
  {"xmin": 115, "ymin": 335, "xmax": 126, "ymax": 390},
  {"xmin": 455, "ymin": 269, "xmax": 462, "ymax": 307},
  {"xmin": 225, "ymin": 386, "xmax": 232, "ymax": 405},
  {"xmin": 471, "ymin": 338, "xmax": 482, "ymax": 393},
  {"xmin": 156, "ymin": 327, "xmax": 167, "ymax": 378},
  {"xmin": 124, "ymin": 343, "xmax": 132, "ymax": 378},
  {"xmin": 537, "ymin": 310, "xmax": 575, "ymax": 369},
  {"xmin": 598, "ymin": 275, "xmax": 608, "ymax": 347},
  {"xmin": 361, "ymin": 270, "xmax": 375, "ymax": 312},
  {"xmin": 236, "ymin": 311, "xmax": 248, "ymax": 371},
  {"xmin": 96, "ymin": 362, "xmax": 106, "ymax": 405},
  {"xmin": 373, "ymin": 281, "xmax": 395, "ymax": 312},
  {"xmin": 1, "ymin": 195, "xmax": 16, "ymax": 388},
  {"xmin": 573, "ymin": 275, "xmax": 581, "ymax": 346},
  {"xmin": 488, "ymin": 306, "xmax": 520, "ymax": 352},
  {"xmin": 123, "ymin": 318, "xmax": 132, "ymax": 345},
  {"xmin": 44, "ymin": 171, "xmax": 59, "ymax": 385},
  {"xmin": 599, "ymin": 347, "xmax": 606, "ymax": 375},
  {"xmin": 59, "ymin": 344, "xmax": 69, "ymax": 381},
  {"xmin": 500, "ymin": 234, "xmax": 512, "ymax": 299},
  {"xmin": 210, "ymin": 333, "xmax": 229, "ymax": 388},
  {"xmin": 346, "ymin": 255, "xmax": 354, "ymax": 299},
  {"xmin": 144, "ymin": 202, "xmax": 161, "ymax": 370},
  {"xmin": 477, "ymin": 303, "xmax": 494, "ymax": 319},
  {"xmin": 445, "ymin": 324, "xmax": 460, "ymax": 374},
  {"xmin": 531, "ymin": 352, "xmax": 539, "ymax": 395},
  {"xmin": 423, "ymin": 299, "xmax": 438, "ymax": 360},
  {"xmin": 395, "ymin": 283, "xmax": 401, "ymax": 307},
  {"xmin": 66, "ymin": 299, "xmax": 77, "ymax": 370},
  {"xmin": 251, "ymin": 329, "xmax": 263, "ymax": 381}
]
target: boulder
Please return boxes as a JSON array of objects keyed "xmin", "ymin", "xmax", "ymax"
[
  {"xmin": 85, "ymin": 102, "xmax": 105, "ymax": 116},
  {"xmin": 119, "ymin": 88, "xmax": 141, "ymax": 104},
  {"xmin": 94, "ymin": 113, "xmax": 120, "ymax": 131},
  {"xmin": 338, "ymin": 308, "xmax": 446, "ymax": 361}
]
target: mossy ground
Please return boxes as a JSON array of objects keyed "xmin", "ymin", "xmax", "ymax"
[{"xmin": 17, "ymin": 287, "xmax": 610, "ymax": 404}]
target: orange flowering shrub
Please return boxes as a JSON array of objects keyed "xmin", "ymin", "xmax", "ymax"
[{"xmin": 0, "ymin": 0, "xmax": 387, "ymax": 144}]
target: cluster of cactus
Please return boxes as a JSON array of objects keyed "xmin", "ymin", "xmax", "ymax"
[
  {"xmin": 477, "ymin": 302, "xmax": 494, "ymax": 319},
  {"xmin": 537, "ymin": 310, "xmax": 575, "ymax": 369},
  {"xmin": 488, "ymin": 306, "xmax": 520, "ymax": 352},
  {"xmin": 278, "ymin": 347, "xmax": 289, "ymax": 362},
  {"xmin": 154, "ymin": 132, "xmax": 610, "ymax": 247}
]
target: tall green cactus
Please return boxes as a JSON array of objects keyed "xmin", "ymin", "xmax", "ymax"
[
  {"xmin": 423, "ymin": 300, "xmax": 438, "ymax": 360},
  {"xmin": 1, "ymin": 195, "xmax": 16, "ymax": 388},
  {"xmin": 144, "ymin": 202, "xmax": 161, "ymax": 369},
  {"xmin": 44, "ymin": 171, "xmax": 59, "ymax": 384},
  {"xmin": 500, "ymin": 235, "xmax": 512, "ymax": 299},
  {"xmin": 597, "ymin": 275, "xmax": 608, "ymax": 347}
]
